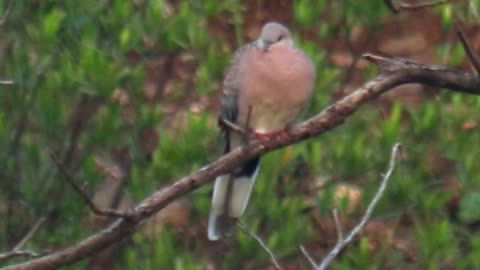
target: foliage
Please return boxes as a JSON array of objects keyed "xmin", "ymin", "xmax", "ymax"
[{"xmin": 1, "ymin": 0, "xmax": 480, "ymax": 269}]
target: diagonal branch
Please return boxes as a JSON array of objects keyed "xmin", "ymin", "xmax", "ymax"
[
  {"xmin": 332, "ymin": 208, "xmax": 343, "ymax": 243},
  {"xmin": 454, "ymin": 21, "xmax": 480, "ymax": 75},
  {"xmin": 50, "ymin": 152, "xmax": 132, "ymax": 220},
  {"xmin": 3, "ymin": 54, "xmax": 480, "ymax": 270},
  {"xmin": 0, "ymin": 217, "xmax": 46, "ymax": 263},
  {"xmin": 300, "ymin": 245, "xmax": 317, "ymax": 269},
  {"xmin": 384, "ymin": 0, "xmax": 447, "ymax": 13},
  {"xmin": 237, "ymin": 221, "xmax": 282, "ymax": 270},
  {"xmin": 0, "ymin": 0, "xmax": 13, "ymax": 25},
  {"xmin": 12, "ymin": 218, "xmax": 46, "ymax": 252},
  {"xmin": 316, "ymin": 143, "xmax": 402, "ymax": 270}
]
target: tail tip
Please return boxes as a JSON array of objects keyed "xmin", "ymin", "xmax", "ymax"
[{"xmin": 207, "ymin": 213, "xmax": 237, "ymax": 241}]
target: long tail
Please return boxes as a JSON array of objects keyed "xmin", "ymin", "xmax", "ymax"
[{"xmin": 208, "ymin": 157, "xmax": 260, "ymax": 241}]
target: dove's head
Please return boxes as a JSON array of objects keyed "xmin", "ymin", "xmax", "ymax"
[{"xmin": 256, "ymin": 22, "xmax": 294, "ymax": 51}]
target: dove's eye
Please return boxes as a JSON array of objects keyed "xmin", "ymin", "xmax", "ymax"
[{"xmin": 277, "ymin": 35, "xmax": 283, "ymax": 42}]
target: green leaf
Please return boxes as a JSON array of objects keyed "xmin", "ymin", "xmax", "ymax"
[
  {"xmin": 43, "ymin": 8, "xmax": 67, "ymax": 41},
  {"xmin": 459, "ymin": 191, "xmax": 480, "ymax": 224}
]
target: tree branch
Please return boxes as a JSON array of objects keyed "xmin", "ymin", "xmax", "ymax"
[
  {"xmin": 0, "ymin": 217, "xmax": 46, "ymax": 263},
  {"xmin": 0, "ymin": 0, "xmax": 13, "ymax": 26},
  {"xmin": 50, "ymin": 152, "xmax": 132, "ymax": 220},
  {"xmin": 454, "ymin": 21, "xmax": 480, "ymax": 75},
  {"xmin": 2, "ymin": 53, "xmax": 480, "ymax": 270},
  {"xmin": 384, "ymin": 0, "xmax": 447, "ymax": 13},
  {"xmin": 316, "ymin": 143, "xmax": 402, "ymax": 270},
  {"xmin": 300, "ymin": 245, "xmax": 317, "ymax": 269},
  {"xmin": 237, "ymin": 221, "xmax": 282, "ymax": 270},
  {"xmin": 332, "ymin": 208, "xmax": 343, "ymax": 243}
]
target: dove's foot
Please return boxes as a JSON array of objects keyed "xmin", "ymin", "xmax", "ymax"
[{"xmin": 251, "ymin": 128, "xmax": 292, "ymax": 143}]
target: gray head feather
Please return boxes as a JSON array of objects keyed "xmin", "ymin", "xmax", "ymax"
[{"xmin": 256, "ymin": 22, "xmax": 293, "ymax": 50}]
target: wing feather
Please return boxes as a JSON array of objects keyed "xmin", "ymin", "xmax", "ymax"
[{"xmin": 219, "ymin": 44, "xmax": 254, "ymax": 152}]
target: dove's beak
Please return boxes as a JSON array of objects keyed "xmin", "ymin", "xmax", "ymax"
[{"xmin": 257, "ymin": 39, "xmax": 272, "ymax": 52}]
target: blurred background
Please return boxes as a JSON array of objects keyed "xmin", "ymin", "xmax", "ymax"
[{"xmin": 1, "ymin": 0, "xmax": 480, "ymax": 269}]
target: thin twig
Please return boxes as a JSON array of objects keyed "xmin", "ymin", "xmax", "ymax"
[
  {"xmin": 0, "ymin": 250, "xmax": 40, "ymax": 262},
  {"xmin": 218, "ymin": 118, "xmax": 245, "ymax": 135},
  {"xmin": 338, "ymin": 0, "xmax": 368, "ymax": 91},
  {"xmin": 0, "ymin": 0, "xmax": 12, "ymax": 25},
  {"xmin": 469, "ymin": 0, "xmax": 480, "ymax": 21},
  {"xmin": 398, "ymin": 0, "xmax": 446, "ymax": 10},
  {"xmin": 0, "ymin": 80, "xmax": 14, "ymax": 85},
  {"xmin": 13, "ymin": 217, "xmax": 46, "ymax": 251},
  {"xmin": 385, "ymin": 0, "xmax": 446, "ymax": 13},
  {"xmin": 0, "ymin": 217, "xmax": 46, "ymax": 263},
  {"xmin": 300, "ymin": 245, "xmax": 317, "ymax": 269},
  {"xmin": 50, "ymin": 152, "xmax": 132, "ymax": 220},
  {"xmin": 63, "ymin": 94, "xmax": 103, "ymax": 167},
  {"xmin": 332, "ymin": 208, "xmax": 343, "ymax": 243},
  {"xmin": 454, "ymin": 20, "xmax": 480, "ymax": 75},
  {"xmin": 237, "ymin": 221, "xmax": 282, "ymax": 270},
  {"xmin": 316, "ymin": 143, "xmax": 402, "ymax": 270}
]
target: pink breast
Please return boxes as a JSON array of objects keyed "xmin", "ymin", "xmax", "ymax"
[
  {"xmin": 236, "ymin": 46, "xmax": 316, "ymax": 132},
  {"xmin": 243, "ymin": 47, "xmax": 316, "ymax": 103}
]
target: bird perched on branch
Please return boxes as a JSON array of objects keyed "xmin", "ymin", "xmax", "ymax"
[{"xmin": 208, "ymin": 22, "xmax": 316, "ymax": 240}]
